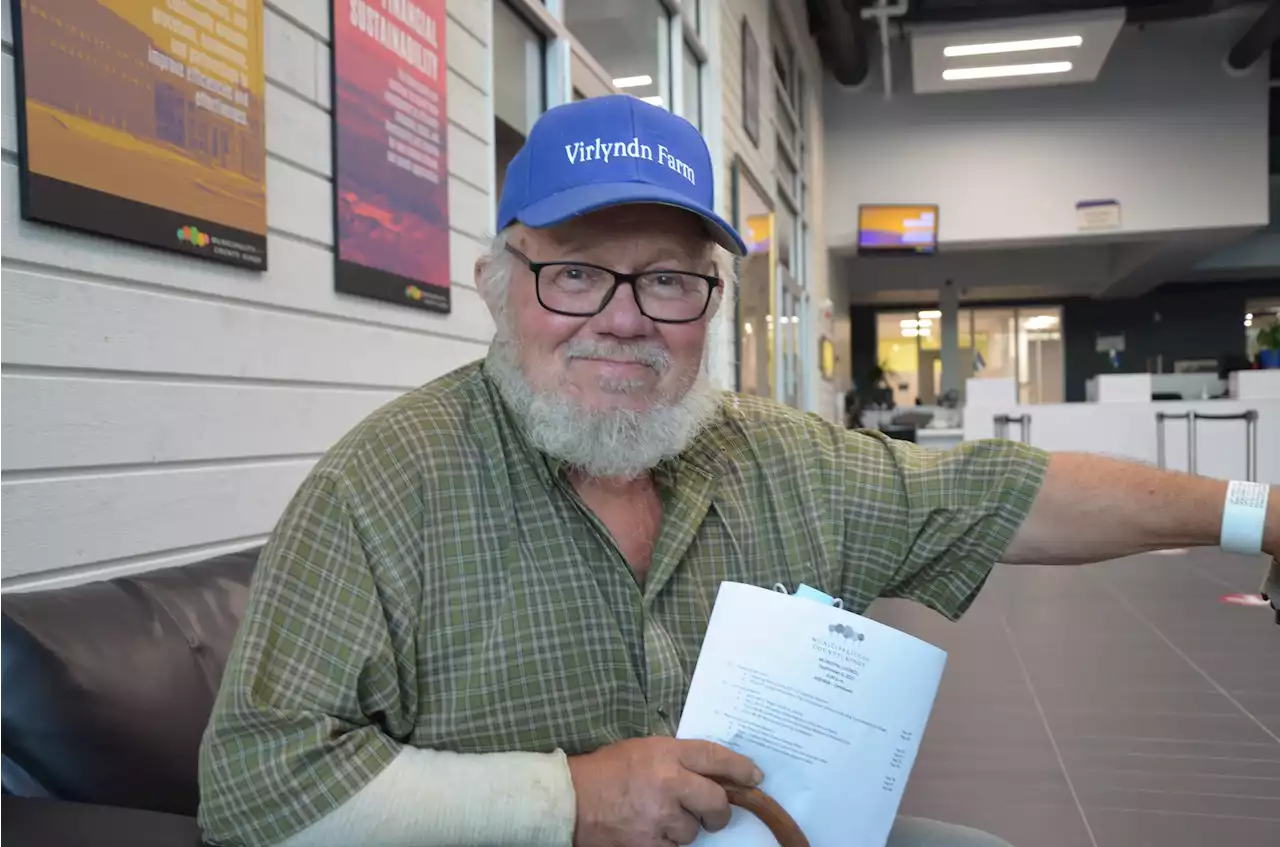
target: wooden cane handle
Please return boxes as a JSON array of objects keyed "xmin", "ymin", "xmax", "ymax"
[{"xmin": 715, "ymin": 779, "xmax": 811, "ymax": 847}]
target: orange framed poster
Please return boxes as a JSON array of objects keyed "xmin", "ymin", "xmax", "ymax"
[{"xmin": 10, "ymin": 0, "xmax": 268, "ymax": 269}]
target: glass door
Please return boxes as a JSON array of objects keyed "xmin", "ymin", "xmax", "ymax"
[
  {"xmin": 734, "ymin": 163, "xmax": 773, "ymax": 397},
  {"xmin": 875, "ymin": 305, "xmax": 1064, "ymax": 405},
  {"xmin": 778, "ymin": 265, "xmax": 803, "ymax": 409}
]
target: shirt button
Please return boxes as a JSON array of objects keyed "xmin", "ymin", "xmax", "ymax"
[{"xmin": 656, "ymin": 705, "xmax": 670, "ymax": 718}]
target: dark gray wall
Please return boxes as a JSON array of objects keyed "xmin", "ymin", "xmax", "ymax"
[
  {"xmin": 1060, "ymin": 280, "xmax": 1278, "ymax": 401},
  {"xmin": 851, "ymin": 280, "xmax": 1279, "ymax": 404}
]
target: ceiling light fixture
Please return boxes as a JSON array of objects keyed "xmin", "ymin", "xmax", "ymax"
[
  {"xmin": 612, "ymin": 74, "xmax": 652, "ymax": 88},
  {"xmin": 943, "ymin": 61, "xmax": 1073, "ymax": 81},
  {"xmin": 639, "ymin": 95, "xmax": 664, "ymax": 106},
  {"xmin": 944, "ymin": 35, "xmax": 1082, "ymax": 58}
]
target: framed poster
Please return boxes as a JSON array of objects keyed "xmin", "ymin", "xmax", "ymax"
[
  {"xmin": 9, "ymin": 0, "xmax": 268, "ymax": 269},
  {"xmin": 741, "ymin": 17, "xmax": 760, "ymax": 147},
  {"xmin": 332, "ymin": 0, "xmax": 451, "ymax": 313}
]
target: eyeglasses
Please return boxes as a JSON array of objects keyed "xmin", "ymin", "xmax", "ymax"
[{"xmin": 505, "ymin": 245, "xmax": 721, "ymax": 324}]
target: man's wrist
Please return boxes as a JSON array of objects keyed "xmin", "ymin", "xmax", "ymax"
[{"xmin": 1263, "ymin": 485, "xmax": 1279, "ymax": 558}]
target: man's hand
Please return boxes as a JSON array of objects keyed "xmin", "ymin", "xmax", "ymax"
[{"xmin": 567, "ymin": 737, "xmax": 765, "ymax": 847}]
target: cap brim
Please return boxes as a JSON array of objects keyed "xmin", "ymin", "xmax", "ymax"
[{"xmin": 514, "ymin": 182, "xmax": 748, "ymax": 257}]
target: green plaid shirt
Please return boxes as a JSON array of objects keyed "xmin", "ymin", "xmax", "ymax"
[{"xmin": 197, "ymin": 357, "xmax": 1049, "ymax": 846}]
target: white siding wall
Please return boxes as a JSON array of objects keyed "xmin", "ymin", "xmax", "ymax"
[
  {"xmin": 718, "ymin": 0, "xmax": 774, "ymax": 208},
  {"xmin": 1, "ymin": 0, "xmax": 496, "ymax": 590}
]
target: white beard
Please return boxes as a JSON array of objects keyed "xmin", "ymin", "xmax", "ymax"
[{"xmin": 485, "ymin": 335, "xmax": 722, "ymax": 480}]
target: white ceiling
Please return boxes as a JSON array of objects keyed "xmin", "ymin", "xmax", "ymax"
[{"xmin": 909, "ymin": 8, "xmax": 1126, "ymax": 95}]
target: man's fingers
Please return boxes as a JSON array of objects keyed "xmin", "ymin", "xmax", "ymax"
[
  {"xmin": 663, "ymin": 808, "xmax": 704, "ymax": 845},
  {"xmin": 673, "ymin": 772, "xmax": 733, "ymax": 833},
  {"xmin": 675, "ymin": 739, "xmax": 763, "ymax": 787}
]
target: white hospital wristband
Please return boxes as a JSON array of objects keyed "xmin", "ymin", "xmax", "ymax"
[{"xmin": 1219, "ymin": 480, "xmax": 1270, "ymax": 556}]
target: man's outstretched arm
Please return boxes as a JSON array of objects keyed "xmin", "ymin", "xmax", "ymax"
[{"xmin": 1003, "ymin": 452, "xmax": 1279, "ymax": 565}]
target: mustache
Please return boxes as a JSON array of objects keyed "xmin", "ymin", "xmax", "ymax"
[{"xmin": 562, "ymin": 340, "xmax": 672, "ymax": 372}]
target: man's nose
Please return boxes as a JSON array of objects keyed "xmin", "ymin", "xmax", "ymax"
[{"xmin": 590, "ymin": 282, "xmax": 653, "ymax": 337}]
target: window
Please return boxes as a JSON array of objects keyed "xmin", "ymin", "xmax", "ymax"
[
  {"xmin": 493, "ymin": 1, "xmax": 545, "ymax": 200},
  {"xmin": 874, "ymin": 306, "xmax": 1064, "ymax": 406},
  {"xmin": 681, "ymin": 39, "xmax": 701, "ymax": 128},
  {"xmin": 735, "ymin": 171, "xmax": 772, "ymax": 399},
  {"xmin": 768, "ymin": 2, "xmax": 811, "ymax": 411},
  {"xmin": 877, "ymin": 312, "xmax": 922, "ymax": 409},
  {"xmin": 1016, "ymin": 310, "xmax": 1064, "ymax": 404},
  {"xmin": 1246, "ymin": 297, "xmax": 1280, "ymax": 362},
  {"xmin": 775, "ymin": 198, "xmax": 795, "ymax": 272},
  {"xmin": 565, "ymin": 0, "xmax": 668, "ymax": 107}
]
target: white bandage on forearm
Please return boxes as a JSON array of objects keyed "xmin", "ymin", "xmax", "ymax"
[
  {"xmin": 1220, "ymin": 481, "xmax": 1270, "ymax": 556},
  {"xmin": 275, "ymin": 747, "xmax": 577, "ymax": 847}
]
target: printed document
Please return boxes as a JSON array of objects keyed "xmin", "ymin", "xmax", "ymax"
[{"xmin": 676, "ymin": 582, "xmax": 948, "ymax": 847}]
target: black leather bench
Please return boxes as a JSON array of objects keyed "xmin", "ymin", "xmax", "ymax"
[{"xmin": 2, "ymin": 547, "xmax": 262, "ymax": 846}]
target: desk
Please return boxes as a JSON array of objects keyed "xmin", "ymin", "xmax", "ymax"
[
  {"xmin": 964, "ymin": 398, "xmax": 1280, "ymax": 484},
  {"xmin": 915, "ymin": 427, "xmax": 964, "ymax": 451}
]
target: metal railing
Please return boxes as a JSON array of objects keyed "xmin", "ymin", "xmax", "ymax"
[
  {"xmin": 1155, "ymin": 410, "xmax": 1259, "ymax": 481},
  {"xmin": 993, "ymin": 413, "xmax": 1031, "ymax": 444}
]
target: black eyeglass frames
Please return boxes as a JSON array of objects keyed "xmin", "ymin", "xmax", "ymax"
[{"xmin": 504, "ymin": 245, "xmax": 721, "ymax": 324}]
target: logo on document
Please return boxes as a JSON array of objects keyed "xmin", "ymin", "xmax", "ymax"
[
  {"xmin": 813, "ymin": 623, "xmax": 869, "ymax": 669},
  {"xmin": 828, "ymin": 622, "xmax": 865, "ymax": 643}
]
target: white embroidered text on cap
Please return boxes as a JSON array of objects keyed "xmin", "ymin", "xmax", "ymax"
[{"xmin": 563, "ymin": 138, "xmax": 696, "ymax": 185}]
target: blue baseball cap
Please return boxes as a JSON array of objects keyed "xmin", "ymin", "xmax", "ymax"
[{"xmin": 496, "ymin": 94, "xmax": 747, "ymax": 256}]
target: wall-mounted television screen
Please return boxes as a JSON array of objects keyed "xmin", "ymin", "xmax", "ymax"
[{"xmin": 857, "ymin": 205, "xmax": 939, "ymax": 255}]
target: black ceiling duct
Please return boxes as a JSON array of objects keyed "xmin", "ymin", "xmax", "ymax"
[
  {"xmin": 1227, "ymin": 0, "xmax": 1280, "ymax": 71},
  {"xmin": 807, "ymin": 0, "xmax": 871, "ymax": 86}
]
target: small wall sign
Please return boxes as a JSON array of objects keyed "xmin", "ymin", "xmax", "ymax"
[{"xmin": 1077, "ymin": 199, "xmax": 1121, "ymax": 231}]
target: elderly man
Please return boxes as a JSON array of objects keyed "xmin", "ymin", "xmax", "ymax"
[{"xmin": 198, "ymin": 95, "xmax": 1278, "ymax": 847}]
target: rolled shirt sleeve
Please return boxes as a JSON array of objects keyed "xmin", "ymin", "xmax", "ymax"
[{"xmin": 839, "ymin": 431, "xmax": 1052, "ymax": 620}]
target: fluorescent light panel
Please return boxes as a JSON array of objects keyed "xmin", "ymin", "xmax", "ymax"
[
  {"xmin": 944, "ymin": 35, "xmax": 1082, "ymax": 57},
  {"xmin": 639, "ymin": 95, "xmax": 664, "ymax": 106},
  {"xmin": 943, "ymin": 61, "xmax": 1072, "ymax": 81},
  {"xmin": 612, "ymin": 74, "xmax": 652, "ymax": 88}
]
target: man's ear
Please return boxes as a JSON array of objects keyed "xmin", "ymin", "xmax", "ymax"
[{"xmin": 475, "ymin": 254, "xmax": 500, "ymax": 317}]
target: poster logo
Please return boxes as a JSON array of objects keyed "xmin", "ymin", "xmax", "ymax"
[{"xmin": 177, "ymin": 225, "xmax": 211, "ymax": 248}]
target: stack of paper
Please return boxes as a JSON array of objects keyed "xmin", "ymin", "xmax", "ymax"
[{"xmin": 677, "ymin": 582, "xmax": 948, "ymax": 847}]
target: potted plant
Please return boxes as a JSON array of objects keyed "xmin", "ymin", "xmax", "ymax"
[
  {"xmin": 863, "ymin": 360, "xmax": 897, "ymax": 410},
  {"xmin": 1258, "ymin": 324, "xmax": 1280, "ymax": 369}
]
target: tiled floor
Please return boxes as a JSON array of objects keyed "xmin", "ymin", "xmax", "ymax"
[{"xmin": 866, "ymin": 549, "xmax": 1280, "ymax": 847}]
